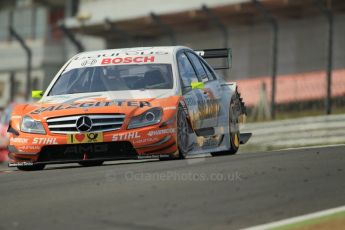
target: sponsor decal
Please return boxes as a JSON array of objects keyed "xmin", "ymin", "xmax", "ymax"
[
  {"xmin": 9, "ymin": 162, "xmax": 34, "ymax": 167},
  {"xmin": 73, "ymin": 50, "xmax": 168, "ymax": 60},
  {"xmin": 18, "ymin": 145, "xmax": 40, "ymax": 150},
  {"xmin": 137, "ymin": 155, "xmax": 160, "ymax": 159},
  {"xmin": 32, "ymin": 138, "xmax": 58, "ymax": 145},
  {"xmin": 133, "ymin": 137, "xmax": 159, "ymax": 144},
  {"xmin": 81, "ymin": 59, "xmax": 97, "ymax": 66},
  {"xmin": 196, "ymin": 89, "xmax": 220, "ymax": 120},
  {"xmin": 101, "ymin": 56, "xmax": 155, "ymax": 65},
  {"xmin": 137, "ymin": 154, "xmax": 170, "ymax": 159},
  {"xmin": 185, "ymin": 90, "xmax": 220, "ymax": 129},
  {"xmin": 112, "ymin": 132, "xmax": 140, "ymax": 141},
  {"xmin": 195, "ymin": 135, "xmax": 223, "ymax": 148},
  {"xmin": 64, "ymin": 144, "xmax": 108, "ymax": 154},
  {"xmin": 203, "ymin": 138, "xmax": 219, "ymax": 147},
  {"xmin": 10, "ymin": 137, "xmax": 28, "ymax": 144},
  {"xmin": 147, "ymin": 128, "xmax": 175, "ymax": 137},
  {"xmin": 163, "ymin": 106, "xmax": 177, "ymax": 111},
  {"xmin": 67, "ymin": 133, "xmax": 103, "ymax": 144},
  {"xmin": 31, "ymin": 100, "xmax": 151, "ymax": 114}
]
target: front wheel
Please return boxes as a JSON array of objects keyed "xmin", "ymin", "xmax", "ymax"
[
  {"xmin": 159, "ymin": 106, "xmax": 190, "ymax": 161},
  {"xmin": 176, "ymin": 106, "xmax": 190, "ymax": 159}
]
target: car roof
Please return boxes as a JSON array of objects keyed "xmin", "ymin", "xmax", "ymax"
[{"xmin": 74, "ymin": 46, "xmax": 190, "ymax": 59}]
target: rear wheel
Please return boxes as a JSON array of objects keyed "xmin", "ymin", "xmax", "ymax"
[
  {"xmin": 17, "ymin": 164, "xmax": 45, "ymax": 171},
  {"xmin": 78, "ymin": 161, "xmax": 104, "ymax": 167},
  {"xmin": 211, "ymin": 96, "xmax": 240, "ymax": 156}
]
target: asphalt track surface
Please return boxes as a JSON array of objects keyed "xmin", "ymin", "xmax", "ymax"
[{"xmin": 0, "ymin": 145, "xmax": 345, "ymax": 230}]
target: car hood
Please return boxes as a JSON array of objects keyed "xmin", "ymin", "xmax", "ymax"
[
  {"xmin": 22, "ymin": 91, "xmax": 180, "ymax": 120},
  {"xmin": 40, "ymin": 90, "xmax": 175, "ymax": 104}
]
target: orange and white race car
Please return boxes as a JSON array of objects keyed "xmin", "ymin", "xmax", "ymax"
[{"xmin": 8, "ymin": 46, "xmax": 251, "ymax": 170}]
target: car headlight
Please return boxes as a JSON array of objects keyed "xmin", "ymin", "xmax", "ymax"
[
  {"xmin": 128, "ymin": 108, "xmax": 162, "ymax": 129},
  {"xmin": 20, "ymin": 116, "xmax": 46, "ymax": 134}
]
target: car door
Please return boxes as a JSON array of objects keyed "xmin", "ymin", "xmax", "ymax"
[
  {"xmin": 185, "ymin": 51, "xmax": 222, "ymax": 128},
  {"xmin": 177, "ymin": 51, "xmax": 212, "ymax": 130}
]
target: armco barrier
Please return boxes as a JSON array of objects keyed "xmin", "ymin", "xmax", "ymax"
[{"xmin": 240, "ymin": 113, "xmax": 345, "ymax": 151}]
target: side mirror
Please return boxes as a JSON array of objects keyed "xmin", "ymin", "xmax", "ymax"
[
  {"xmin": 191, "ymin": 82, "xmax": 205, "ymax": 90},
  {"xmin": 32, "ymin": 90, "xmax": 43, "ymax": 99}
]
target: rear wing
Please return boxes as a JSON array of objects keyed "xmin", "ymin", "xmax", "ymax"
[{"xmin": 194, "ymin": 48, "xmax": 232, "ymax": 70}]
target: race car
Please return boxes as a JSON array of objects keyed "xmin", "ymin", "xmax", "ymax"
[{"xmin": 8, "ymin": 46, "xmax": 251, "ymax": 170}]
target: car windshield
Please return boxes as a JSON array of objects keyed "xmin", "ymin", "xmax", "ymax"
[{"xmin": 48, "ymin": 64, "xmax": 173, "ymax": 96}]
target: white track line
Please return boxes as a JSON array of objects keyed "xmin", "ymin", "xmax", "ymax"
[
  {"xmin": 277, "ymin": 143, "xmax": 345, "ymax": 152},
  {"xmin": 242, "ymin": 205, "xmax": 345, "ymax": 230}
]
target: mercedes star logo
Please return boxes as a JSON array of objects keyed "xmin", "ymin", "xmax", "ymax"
[{"xmin": 76, "ymin": 116, "xmax": 93, "ymax": 132}]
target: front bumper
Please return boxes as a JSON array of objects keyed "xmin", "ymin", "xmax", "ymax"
[{"xmin": 8, "ymin": 124, "xmax": 178, "ymax": 166}]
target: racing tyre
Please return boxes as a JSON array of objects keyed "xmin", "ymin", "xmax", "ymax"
[
  {"xmin": 78, "ymin": 161, "xmax": 104, "ymax": 167},
  {"xmin": 177, "ymin": 106, "xmax": 189, "ymax": 159},
  {"xmin": 211, "ymin": 95, "xmax": 240, "ymax": 157},
  {"xmin": 17, "ymin": 164, "xmax": 46, "ymax": 171},
  {"xmin": 159, "ymin": 106, "xmax": 189, "ymax": 161}
]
